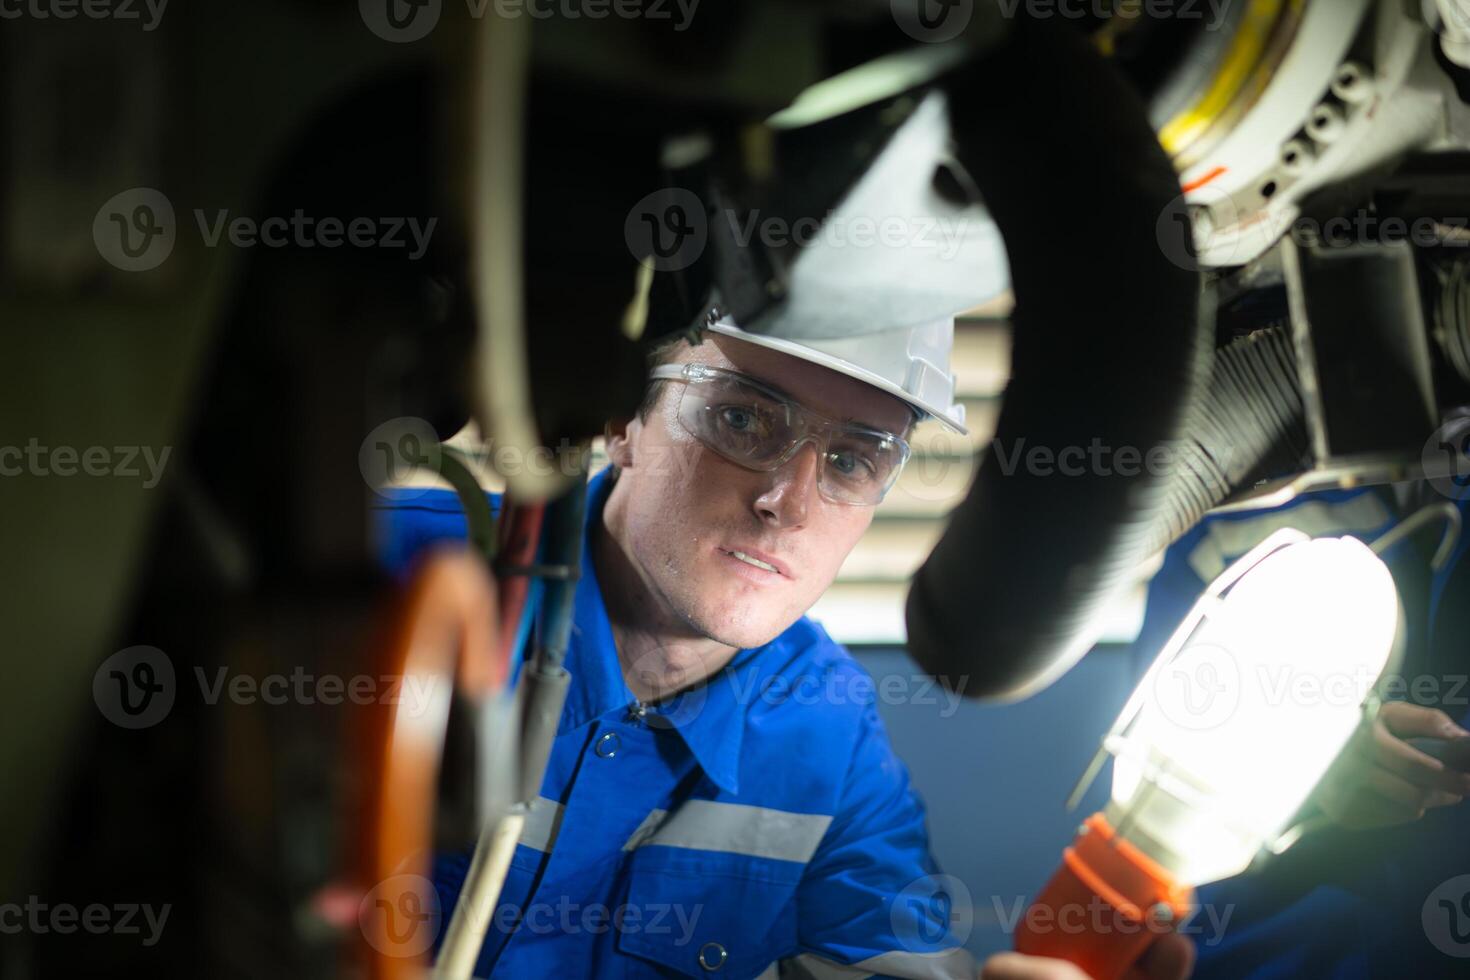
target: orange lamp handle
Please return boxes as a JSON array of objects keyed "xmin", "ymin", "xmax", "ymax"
[{"xmin": 1015, "ymin": 812, "xmax": 1195, "ymax": 980}]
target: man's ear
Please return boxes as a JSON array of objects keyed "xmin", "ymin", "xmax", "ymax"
[{"xmin": 604, "ymin": 417, "xmax": 637, "ymax": 469}]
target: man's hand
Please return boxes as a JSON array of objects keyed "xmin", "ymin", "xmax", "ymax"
[
  {"xmin": 979, "ymin": 932, "xmax": 1195, "ymax": 980},
  {"xmin": 1315, "ymin": 702, "xmax": 1470, "ymax": 829}
]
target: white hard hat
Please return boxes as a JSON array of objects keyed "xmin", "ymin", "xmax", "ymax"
[{"xmin": 705, "ymin": 315, "xmax": 968, "ymax": 435}]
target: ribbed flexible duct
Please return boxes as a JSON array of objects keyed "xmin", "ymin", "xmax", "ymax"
[
  {"xmin": 1149, "ymin": 324, "xmax": 1309, "ymax": 554},
  {"xmin": 904, "ymin": 15, "xmax": 1211, "ymax": 701}
]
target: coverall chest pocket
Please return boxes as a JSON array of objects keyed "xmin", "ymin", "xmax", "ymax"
[{"xmin": 615, "ymin": 855, "xmax": 800, "ymax": 979}]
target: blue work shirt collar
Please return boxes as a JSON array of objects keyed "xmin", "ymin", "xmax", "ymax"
[{"xmin": 557, "ymin": 465, "xmax": 775, "ymax": 795}]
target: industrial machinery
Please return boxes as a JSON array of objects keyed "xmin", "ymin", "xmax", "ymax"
[{"xmin": 3, "ymin": 0, "xmax": 1469, "ymax": 976}]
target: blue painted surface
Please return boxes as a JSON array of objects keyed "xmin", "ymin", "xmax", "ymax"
[{"xmin": 852, "ymin": 644, "xmax": 1135, "ymax": 961}]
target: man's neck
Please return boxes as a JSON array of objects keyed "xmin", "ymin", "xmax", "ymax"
[{"xmin": 594, "ymin": 488, "xmax": 738, "ymax": 705}]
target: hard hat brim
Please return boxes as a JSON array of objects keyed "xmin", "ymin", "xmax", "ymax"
[{"xmin": 704, "ymin": 320, "xmax": 970, "ymax": 436}]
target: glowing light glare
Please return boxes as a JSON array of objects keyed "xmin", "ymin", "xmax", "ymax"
[
  {"xmin": 765, "ymin": 45, "xmax": 971, "ymax": 130},
  {"xmin": 1111, "ymin": 533, "xmax": 1399, "ymax": 887}
]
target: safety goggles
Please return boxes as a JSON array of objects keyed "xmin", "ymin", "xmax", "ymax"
[{"xmin": 648, "ymin": 362, "xmax": 912, "ymax": 505}]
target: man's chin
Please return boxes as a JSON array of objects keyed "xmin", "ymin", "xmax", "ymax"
[{"xmin": 690, "ymin": 608, "xmax": 795, "ymax": 652}]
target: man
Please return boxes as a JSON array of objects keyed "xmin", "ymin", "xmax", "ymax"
[{"xmin": 380, "ymin": 314, "xmax": 1193, "ymax": 978}]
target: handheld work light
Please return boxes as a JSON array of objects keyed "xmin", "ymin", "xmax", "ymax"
[{"xmin": 1016, "ymin": 528, "xmax": 1402, "ymax": 979}]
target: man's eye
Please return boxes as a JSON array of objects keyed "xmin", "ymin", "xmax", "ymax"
[
  {"xmin": 829, "ymin": 450, "xmax": 877, "ymax": 480},
  {"xmin": 719, "ymin": 406, "xmax": 765, "ymax": 433}
]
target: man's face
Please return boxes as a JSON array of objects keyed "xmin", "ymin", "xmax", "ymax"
[{"xmin": 603, "ymin": 333, "xmax": 915, "ymax": 650}]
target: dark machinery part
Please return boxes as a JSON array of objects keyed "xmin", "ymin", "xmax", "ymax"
[
  {"xmin": 1149, "ymin": 323, "xmax": 1310, "ymax": 551},
  {"xmin": 1285, "ymin": 238, "xmax": 1438, "ymax": 463},
  {"xmin": 902, "ymin": 17, "xmax": 1209, "ymax": 701},
  {"xmin": 1431, "ymin": 254, "xmax": 1470, "ymax": 389}
]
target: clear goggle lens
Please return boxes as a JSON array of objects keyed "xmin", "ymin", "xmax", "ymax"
[{"xmin": 668, "ymin": 368, "xmax": 909, "ymax": 505}]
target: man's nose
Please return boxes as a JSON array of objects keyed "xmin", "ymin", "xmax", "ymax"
[{"xmin": 753, "ymin": 440, "xmax": 822, "ymax": 528}]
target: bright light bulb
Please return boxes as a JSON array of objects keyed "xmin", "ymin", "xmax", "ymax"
[{"xmin": 1107, "ymin": 529, "xmax": 1399, "ymax": 886}]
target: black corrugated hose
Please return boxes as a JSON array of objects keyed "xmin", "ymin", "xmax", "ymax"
[{"xmin": 906, "ymin": 14, "xmax": 1220, "ymax": 701}]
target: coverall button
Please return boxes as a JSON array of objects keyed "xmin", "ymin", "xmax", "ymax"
[
  {"xmin": 594, "ymin": 731, "xmax": 621, "ymax": 758},
  {"xmin": 698, "ymin": 942, "xmax": 727, "ymax": 971}
]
